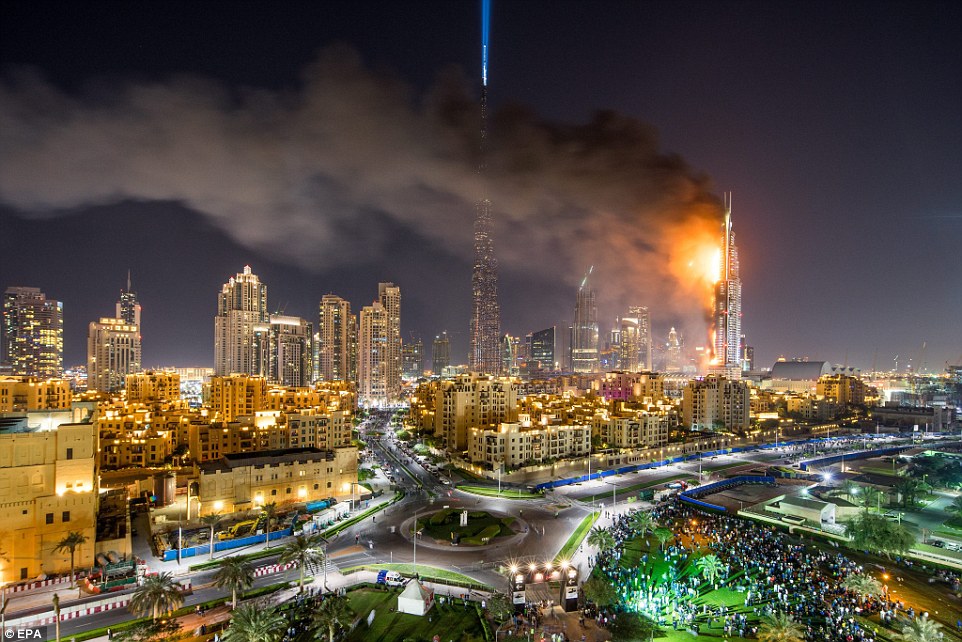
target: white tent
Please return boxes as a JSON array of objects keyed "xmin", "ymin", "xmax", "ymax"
[{"xmin": 397, "ymin": 580, "xmax": 434, "ymax": 616}]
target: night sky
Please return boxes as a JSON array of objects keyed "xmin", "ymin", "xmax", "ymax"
[{"xmin": 1, "ymin": 1, "xmax": 960, "ymax": 372}]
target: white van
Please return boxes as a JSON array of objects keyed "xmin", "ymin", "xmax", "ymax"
[{"xmin": 376, "ymin": 570, "xmax": 406, "ymax": 587}]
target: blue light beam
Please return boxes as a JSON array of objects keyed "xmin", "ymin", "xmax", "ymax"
[{"xmin": 481, "ymin": 0, "xmax": 490, "ymax": 86}]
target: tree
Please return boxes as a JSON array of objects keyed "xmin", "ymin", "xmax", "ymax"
[
  {"xmin": 113, "ymin": 619, "xmax": 181, "ymax": 642},
  {"xmin": 608, "ymin": 612, "xmax": 658, "ymax": 642},
  {"xmin": 582, "ymin": 574, "xmax": 619, "ymax": 608},
  {"xmin": 896, "ymin": 614, "xmax": 943, "ymax": 642},
  {"xmin": 53, "ymin": 531, "xmax": 89, "ymax": 588},
  {"xmin": 52, "ymin": 593, "xmax": 61, "ymax": 642},
  {"xmin": 486, "ymin": 593, "xmax": 514, "ymax": 629},
  {"xmin": 129, "ymin": 573, "xmax": 184, "ymax": 621},
  {"xmin": 946, "ymin": 495, "xmax": 962, "ymax": 515},
  {"xmin": 842, "ymin": 573, "xmax": 883, "ymax": 599},
  {"xmin": 261, "ymin": 502, "xmax": 278, "ymax": 548},
  {"xmin": 860, "ymin": 486, "xmax": 884, "ymax": 513},
  {"xmin": 200, "ymin": 514, "xmax": 222, "ymax": 561},
  {"xmin": 213, "ymin": 556, "xmax": 255, "ymax": 609},
  {"xmin": 695, "ymin": 554, "xmax": 725, "ymax": 587},
  {"xmin": 757, "ymin": 613, "xmax": 805, "ymax": 642},
  {"xmin": 845, "ymin": 512, "xmax": 915, "ymax": 557},
  {"xmin": 841, "ymin": 480, "xmax": 862, "ymax": 503},
  {"xmin": 222, "ymin": 603, "xmax": 287, "ymax": 642},
  {"xmin": 586, "ymin": 527, "xmax": 615, "ymax": 553},
  {"xmin": 279, "ymin": 534, "xmax": 326, "ymax": 591},
  {"xmin": 893, "ymin": 478, "xmax": 922, "ymax": 508},
  {"xmin": 653, "ymin": 526, "xmax": 673, "ymax": 551},
  {"xmin": 628, "ymin": 510, "xmax": 655, "ymax": 534},
  {"xmin": 311, "ymin": 594, "xmax": 354, "ymax": 642}
]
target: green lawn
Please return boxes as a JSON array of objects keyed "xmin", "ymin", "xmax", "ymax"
[
  {"xmin": 580, "ymin": 474, "xmax": 693, "ymax": 504},
  {"xmin": 346, "ymin": 589, "xmax": 486, "ymax": 642},
  {"xmin": 456, "ymin": 484, "xmax": 542, "ymax": 499},
  {"xmin": 415, "ymin": 509, "xmax": 515, "ymax": 544},
  {"xmin": 554, "ymin": 511, "xmax": 599, "ymax": 562}
]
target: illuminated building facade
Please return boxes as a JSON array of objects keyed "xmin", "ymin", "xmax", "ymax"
[
  {"xmin": 266, "ymin": 315, "xmax": 313, "ymax": 387},
  {"xmin": 317, "ymin": 294, "xmax": 356, "ymax": 383},
  {"xmin": 87, "ymin": 317, "xmax": 141, "ymax": 393},
  {"xmin": 358, "ymin": 288, "xmax": 401, "ymax": 406},
  {"xmin": 214, "ymin": 266, "xmax": 269, "ymax": 377},
  {"xmin": 125, "ymin": 370, "xmax": 181, "ymax": 404},
  {"xmin": 666, "ymin": 327, "xmax": 683, "ymax": 373},
  {"xmin": 2, "ymin": 287, "xmax": 63, "ymax": 378},
  {"xmin": 681, "ymin": 374, "xmax": 751, "ymax": 432},
  {"xmin": 378, "ymin": 283, "xmax": 402, "ymax": 400},
  {"xmin": 432, "ymin": 332, "xmax": 450, "ymax": 375},
  {"xmin": 209, "ymin": 374, "xmax": 267, "ymax": 421},
  {"xmin": 0, "ymin": 420, "xmax": 99, "ymax": 580},
  {"xmin": 116, "ymin": 272, "xmax": 141, "ymax": 327},
  {"xmin": 572, "ymin": 268, "xmax": 599, "ymax": 373},
  {"xmin": 0, "ymin": 376, "xmax": 72, "ymax": 412},
  {"xmin": 413, "ymin": 373, "xmax": 519, "ymax": 451},
  {"xmin": 402, "ymin": 337, "xmax": 423, "ymax": 379},
  {"xmin": 713, "ymin": 195, "xmax": 742, "ymax": 368},
  {"xmin": 529, "ymin": 326, "xmax": 557, "ymax": 372},
  {"xmin": 619, "ymin": 306, "xmax": 652, "ymax": 372},
  {"xmin": 468, "ymin": 421, "xmax": 590, "ymax": 469}
]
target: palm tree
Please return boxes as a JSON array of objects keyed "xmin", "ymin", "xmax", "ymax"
[
  {"xmin": 129, "ymin": 572, "xmax": 184, "ymax": 621},
  {"xmin": 53, "ymin": 531, "xmax": 88, "ymax": 588},
  {"xmin": 222, "ymin": 603, "xmax": 286, "ymax": 642},
  {"xmin": 628, "ymin": 510, "xmax": 655, "ymax": 534},
  {"xmin": 262, "ymin": 502, "xmax": 278, "ymax": 547},
  {"xmin": 896, "ymin": 614, "xmax": 943, "ymax": 642},
  {"xmin": 279, "ymin": 534, "xmax": 326, "ymax": 591},
  {"xmin": 757, "ymin": 612, "xmax": 805, "ymax": 642},
  {"xmin": 653, "ymin": 526, "xmax": 673, "ymax": 551},
  {"xmin": 200, "ymin": 513, "xmax": 222, "ymax": 560},
  {"xmin": 212, "ymin": 556, "xmax": 255, "ymax": 609},
  {"xmin": 312, "ymin": 594, "xmax": 354, "ymax": 642},
  {"xmin": 894, "ymin": 478, "xmax": 922, "ymax": 508},
  {"xmin": 841, "ymin": 480, "xmax": 862, "ymax": 504},
  {"xmin": 842, "ymin": 573, "xmax": 883, "ymax": 599},
  {"xmin": 695, "ymin": 554, "xmax": 725, "ymax": 587},
  {"xmin": 586, "ymin": 527, "xmax": 615, "ymax": 553},
  {"xmin": 861, "ymin": 486, "xmax": 884, "ymax": 513},
  {"xmin": 52, "ymin": 593, "xmax": 61, "ymax": 642}
]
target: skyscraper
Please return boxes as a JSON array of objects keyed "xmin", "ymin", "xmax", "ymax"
[
  {"xmin": 432, "ymin": 332, "xmax": 451, "ymax": 375},
  {"xmin": 378, "ymin": 282, "xmax": 402, "ymax": 400},
  {"xmin": 266, "ymin": 315, "xmax": 313, "ymax": 387},
  {"xmin": 469, "ymin": 4, "xmax": 502, "ymax": 375},
  {"xmin": 358, "ymin": 301, "xmax": 388, "ymax": 405},
  {"xmin": 529, "ymin": 326, "xmax": 557, "ymax": 372},
  {"xmin": 402, "ymin": 337, "xmax": 424, "ymax": 379},
  {"xmin": 87, "ymin": 317, "xmax": 141, "ymax": 392},
  {"xmin": 620, "ymin": 306, "xmax": 652, "ymax": 372},
  {"xmin": 572, "ymin": 267, "xmax": 599, "ymax": 373},
  {"xmin": 713, "ymin": 195, "xmax": 742, "ymax": 368},
  {"xmin": 666, "ymin": 327, "xmax": 683, "ymax": 373},
  {"xmin": 117, "ymin": 271, "xmax": 141, "ymax": 327},
  {"xmin": 214, "ymin": 266, "xmax": 269, "ymax": 376},
  {"xmin": 2, "ymin": 287, "xmax": 63, "ymax": 377},
  {"xmin": 318, "ymin": 294, "xmax": 355, "ymax": 383}
]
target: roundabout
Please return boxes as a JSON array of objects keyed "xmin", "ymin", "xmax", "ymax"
[{"xmin": 401, "ymin": 508, "xmax": 529, "ymax": 551}]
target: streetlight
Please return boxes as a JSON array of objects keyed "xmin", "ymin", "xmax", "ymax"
[
  {"xmin": 412, "ymin": 510, "xmax": 423, "ymax": 578},
  {"xmin": 602, "ymin": 480, "xmax": 618, "ymax": 515}
]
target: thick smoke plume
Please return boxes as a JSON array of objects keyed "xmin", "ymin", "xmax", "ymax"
[{"xmin": 0, "ymin": 46, "xmax": 722, "ymax": 331}]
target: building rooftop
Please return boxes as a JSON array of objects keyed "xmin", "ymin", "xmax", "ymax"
[
  {"xmin": 199, "ymin": 447, "xmax": 335, "ymax": 473},
  {"xmin": 770, "ymin": 361, "xmax": 832, "ymax": 381},
  {"xmin": 780, "ymin": 495, "xmax": 831, "ymax": 511}
]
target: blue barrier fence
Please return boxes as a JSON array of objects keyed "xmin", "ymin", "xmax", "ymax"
[
  {"xmin": 162, "ymin": 526, "xmax": 294, "ymax": 562},
  {"xmin": 677, "ymin": 475, "xmax": 776, "ymax": 512},
  {"xmin": 797, "ymin": 446, "xmax": 912, "ymax": 472}
]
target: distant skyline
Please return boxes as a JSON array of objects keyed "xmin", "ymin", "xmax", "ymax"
[{"xmin": 1, "ymin": 1, "xmax": 960, "ymax": 371}]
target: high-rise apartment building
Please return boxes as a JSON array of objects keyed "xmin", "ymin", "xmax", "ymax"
[
  {"xmin": 2, "ymin": 287, "xmax": 63, "ymax": 378},
  {"xmin": 432, "ymin": 332, "xmax": 451, "ymax": 375},
  {"xmin": 378, "ymin": 283, "xmax": 401, "ymax": 400},
  {"xmin": 87, "ymin": 317, "xmax": 141, "ymax": 393},
  {"xmin": 358, "ymin": 302, "xmax": 390, "ymax": 405},
  {"xmin": 529, "ymin": 327, "xmax": 557, "ymax": 372},
  {"xmin": 214, "ymin": 266, "xmax": 269, "ymax": 376},
  {"xmin": 681, "ymin": 375, "xmax": 751, "ymax": 432},
  {"xmin": 666, "ymin": 327, "xmax": 683, "ymax": 373},
  {"xmin": 317, "ymin": 294, "xmax": 356, "ymax": 383},
  {"xmin": 713, "ymin": 195, "xmax": 742, "ymax": 368},
  {"xmin": 266, "ymin": 315, "xmax": 313, "ymax": 387},
  {"xmin": 620, "ymin": 306, "xmax": 652, "ymax": 372},
  {"xmin": 402, "ymin": 337, "xmax": 423, "ymax": 379},
  {"xmin": 572, "ymin": 268, "xmax": 599, "ymax": 373}
]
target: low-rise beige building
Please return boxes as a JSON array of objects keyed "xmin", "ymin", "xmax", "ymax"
[
  {"xmin": 0, "ymin": 376, "xmax": 72, "ymax": 412},
  {"xmin": 125, "ymin": 371, "xmax": 181, "ymax": 404},
  {"xmin": 593, "ymin": 410, "xmax": 670, "ymax": 450},
  {"xmin": 681, "ymin": 375, "xmax": 751, "ymax": 432},
  {"xmin": 208, "ymin": 374, "xmax": 268, "ymax": 422},
  {"xmin": 468, "ymin": 421, "xmax": 590, "ymax": 469},
  {"xmin": 0, "ymin": 419, "xmax": 98, "ymax": 581},
  {"xmin": 196, "ymin": 446, "xmax": 357, "ymax": 515}
]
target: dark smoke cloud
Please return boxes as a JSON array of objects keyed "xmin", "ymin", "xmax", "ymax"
[{"xmin": 0, "ymin": 46, "xmax": 722, "ymax": 331}]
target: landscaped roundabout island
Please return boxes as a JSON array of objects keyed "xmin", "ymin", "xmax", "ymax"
[{"xmin": 410, "ymin": 508, "xmax": 524, "ymax": 547}]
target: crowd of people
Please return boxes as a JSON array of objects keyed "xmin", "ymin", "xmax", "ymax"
[{"xmin": 589, "ymin": 497, "xmax": 956, "ymax": 641}]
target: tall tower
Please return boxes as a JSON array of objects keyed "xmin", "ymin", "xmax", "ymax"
[
  {"xmin": 117, "ymin": 271, "xmax": 141, "ymax": 327},
  {"xmin": 378, "ymin": 282, "xmax": 402, "ymax": 401},
  {"xmin": 318, "ymin": 294, "xmax": 355, "ymax": 383},
  {"xmin": 358, "ymin": 301, "xmax": 388, "ymax": 406},
  {"xmin": 572, "ymin": 267, "xmax": 599, "ymax": 373},
  {"xmin": 267, "ymin": 315, "xmax": 313, "ymax": 387},
  {"xmin": 469, "ymin": 0, "xmax": 502, "ymax": 375},
  {"xmin": 87, "ymin": 317, "xmax": 141, "ymax": 392},
  {"xmin": 620, "ymin": 306, "xmax": 652, "ymax": 372},
  {"xmin": 2, "ymin": 287, "xmax": 63, "ymax": 377},
  {"xmin": 713, "ymin": 194, "xmax": 742, "ymax": 368},
  {"xmin": 432, "ymin": 332, "xmax": 451, "ymax": 375},
  {"xmin": 214, "ymin": 266, "xmax": 269, "ymax": 376}
]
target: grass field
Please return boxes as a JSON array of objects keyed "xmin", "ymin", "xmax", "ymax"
[
  {"xmin": 580, "ymin": 474, "xmax": 693, "ymax": 504},
  {"xmin": 554, "ymin": 511, "xmax": 599, "ymax": 562},
  {"xmin": 346, "ymin": 588, "xmax": 486, "ymax": 642},
  {"xmin": 456, "ymin": 484, "xmax": 542, "ymax": 499}
]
